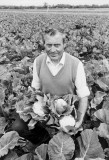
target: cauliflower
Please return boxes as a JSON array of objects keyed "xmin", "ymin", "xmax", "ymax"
[
  {"xmin": 59, "ymin": 115, "xmax": 76, "ymax": 133},
  {"xmin": 54, "ymin": 98, "xmax": 67, "ymax": 114},
  {"xmin": 33, "ymin": 101, "xmax": 45, "ymax": 117}
]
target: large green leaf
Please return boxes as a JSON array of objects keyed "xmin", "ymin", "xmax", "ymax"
[
  {"xmin": 100, "ymin": 74, "xmax": 109, "ymax": 87},
  {"xmin": 16, "ymin": 153, "xmax": 34, "ymax": 160},
  {"xmin": 102, "ymin": 96, "xmax": 109, "ymax": 110},
  {"xmin": 77, "ymin": 129, "xmax": 105, "ymax": 159},
  {"xmin": 0, "ymin": 65, "xmax": 11, "ymax": 81},
  {"xmin": 0, "ymin": 117, "xmax": 7, "ymax": 134},
  {"xmin": 4, "ymin": 151, "xmax": 18, "ymax": 160},
  {"xmin": 94, "ymin": 109, "xmax": 109, "ymax": 124},
  {"xmin": 96, "ymin": 123, "xmax": 109, "ymax": 139},
  {"xmin": 0, "ymin": 131, "xmax": 19, "ymax": 157},
  {"xmin": 48, "ymin": 132, "xmax": 75, "ymax": 160},
  {"xmin": 75, "ymin": 158, "xmax": 84, "ymax": 160},
  {"xmin": 35, "ymin": 144, "xmax": 48, "ymax": 160},
  {"xmin": 0, "ymin": 87, "xmax": 5, "ymax": 107},
  {"xmin": 93, "ymin": 91, "xmax": 106, "ymax": 106},
  {"xmin": 87, "ymin": 158, "xmax": 105, "ymax": 160},
  {"xmin": 75, "ymin": 158, "xmax": 105, "ymax": 160},
  {"xmin": 95, "ymin": 79, "xmax": 109, "ymax": 91}
]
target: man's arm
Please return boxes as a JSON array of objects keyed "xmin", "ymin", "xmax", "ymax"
[
  {"xmin": 75, "ymin": 61, "xmax": 90, "ymax": 128},
  {"xmin": 31, "ymin": 58, "xmax": 41, "ymax": 90},
  {"xmin": 75, "ymin": 96, "xmax": 88, "ymax": 128}
]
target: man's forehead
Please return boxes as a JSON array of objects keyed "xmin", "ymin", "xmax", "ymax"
[{"xmin": 45, "ymin": 33, "xmax": 63, "ymax": 40}]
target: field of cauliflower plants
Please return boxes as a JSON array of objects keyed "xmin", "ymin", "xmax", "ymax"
[{"xmin": 0, "ymin": 10, "xmax": 109, "ymax": 160}]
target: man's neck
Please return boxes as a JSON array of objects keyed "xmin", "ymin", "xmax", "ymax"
[
  {"xmin": 51, "ymin": 60, "xmax": 60, "ymax": 65},
  {"xmin": 47, "ymin": 52, "xmax": 65, "ymax": 66}
]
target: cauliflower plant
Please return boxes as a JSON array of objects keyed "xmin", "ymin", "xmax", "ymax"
[
  {"xmin": 32, "ymin": 101, "xmax": 45, "ymax": 117},
  {"xmin": 59, "ymin": 115, "xmax": 76, "ymax": 133},
  {"xmin": 54, "ymin": 98, "xmax": 67, "ymax": 115}
]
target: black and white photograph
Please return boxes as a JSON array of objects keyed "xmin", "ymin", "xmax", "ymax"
[{"xmin": 0, "ymin": 0, "xmax": 109, "ymax": 159}]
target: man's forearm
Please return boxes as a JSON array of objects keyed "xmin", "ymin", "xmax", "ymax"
[{"xmin": 77, "ymin": 96, "xmax": 88, "ymax": 123}]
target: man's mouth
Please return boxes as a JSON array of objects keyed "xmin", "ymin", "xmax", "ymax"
[{"xmin": 49, "ymin": 54, "xmax": 58, "ymax": 57}]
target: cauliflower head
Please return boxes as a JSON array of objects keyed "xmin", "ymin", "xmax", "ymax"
[
  {"xmin": 33, "ymin": 101, "xmax": 45, "ymax": 117},
  {"xmin": 59, "ymin": 115, "xmax": 76, "ymax": 133},
  {"xmin": 54, "ymin": 98, "xmax": 67, "ymax": 115}
]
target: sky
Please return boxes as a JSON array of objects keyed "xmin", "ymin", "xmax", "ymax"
[{"xmin": 0, "ymin": 0, "xmax": 109, "ymax": 6}]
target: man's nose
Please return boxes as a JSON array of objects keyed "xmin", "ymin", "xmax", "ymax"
[{"xmin": 50, "ymin": 45, "xmax": 56, "ymax": 52}]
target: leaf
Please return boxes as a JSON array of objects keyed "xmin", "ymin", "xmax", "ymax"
[
  {"xmin": 75, "ymin": 158, "xmax": 105, "ymax": 160},
  {"xmin": 0, "ymin": 65, "xmax": 11, "ymax": 81},
  {"xmin": 90, "ymin": 100, "xmax": 96, "ymax": 109},
  {"xmin": 19, "ymin": 113, "xmax": 31, "ymax": 122},
  {"xmin": 94, "ymin": 109, "xmax": 109, "ymax": 124},
  {"xmin": 102, "ymin": 96, "xmax": 109, "ymax": 110},
  {"xmin": 35, "ymin": 144, "xmax": 48, "ymax": 160},
  {"xmin": 0, "ymin": 131, "xmax": 19, "ymax": 157},
  {"xmin": 63, "ymin": 94, "xmax": 78, "ymax": 106},
  {"xmin": 102, "ymin": 59, "xmax": 109, "ymax": 72},
  {"xmin": 48, "ymin": 132, "xmax": 75, "ymax": 160},
  {"xmin": 100, "ymin": 74, "xmax": 109, "ymax": 87},
  {"xmin": 0, "ymin": 117, "xmax": 8, "ymax": 134},
  {"xmin": 28, "ymin": 119, "xmax": 37, "ymax": 130},
  {"xmin": 75, "ymin": 158, "xmax": 84, "ymax": 160},
  {"xmin": 12, "ymin": 78, "xmax": 22, "ymax": 90},
  {"xmin": 0, "ymin": 87, "xmax": 5, "ymax": 106},
  {"xmin": 95, "ymin": 79, "xmax": 109, "ymax": 91},
  {"xmin": 88, "ymin": 158, "xmax": 105, "ymax": 160},
  {"xmin": 4, "ymin": 151, "xmax": 18, "ymax": 160},
  {"xmin": 93, "ymin": 91, "xmax": 106, "ymax": 105},
  {"xmin": 15, "ymin": 100, "xmax": 26, "ymax": 113},
  {"xmin": 104, "ymin": 148, "xmax": 109, "ymax": 158},
  {"xmin": 90, "ymin": 91, "xmax": 106, "ymax": 109},
  {"xmin": 96, "ymin": 123, "xmax": 109, "ymax": 139},
  {"xmin": 21, "ymin": 56, "xmax": 31, "ymax": 66},
  {"xmin": 77, "ymin": 129, "xmax": 105, "ymax": 159},
  {"xmin": 46, "ymin": 114, "xmax": 55, "ymax": 125},
  {"xmin": 15, "ymin": 153, "xmax": 34, "ymax": 160}
]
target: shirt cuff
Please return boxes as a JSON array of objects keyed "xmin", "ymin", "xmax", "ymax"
[
  {"xmin": 31, "ymin": 81, "xmax": 40, "ymax": 90},
  {"xmin": 76, "ymin": 86, "xmax": 90, "ymax": 98}
]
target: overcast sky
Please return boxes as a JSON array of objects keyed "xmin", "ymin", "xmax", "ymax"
[{"xmin": 0, "ymin": 0, "xmax": 109, "ymax": 6}]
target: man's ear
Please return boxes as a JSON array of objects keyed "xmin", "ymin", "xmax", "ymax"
[
  {"xmin": 63, "ymin": 33, "xmax": 67, "ymax": 49},
  {"xmin": 63, "ymin": 43, "xmax": 66, "ymax": 49}
]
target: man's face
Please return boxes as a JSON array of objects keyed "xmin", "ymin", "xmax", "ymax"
[{"xmin": 44, "ymin": 33, "xmax": 65, "ymax": 63}]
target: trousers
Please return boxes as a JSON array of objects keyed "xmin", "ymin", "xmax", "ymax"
[{"xmin": 11, "ymin": 115, "xmax": 50, "ymax": 145}]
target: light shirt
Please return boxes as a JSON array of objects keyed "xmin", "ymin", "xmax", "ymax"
[
  {"xmin": 32, "ymin": 52, "xmax": 90, "ymax": 98},
  {"xmin": 46, "ymin": 52, "xmax": 65, "ymax": 76}
]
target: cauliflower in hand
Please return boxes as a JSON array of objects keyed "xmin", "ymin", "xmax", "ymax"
[
  {"xmin": 59, "ymin": 115, "xmax": 76, "ymax": 133},
  {"xmin": 33, "ymin": 101, "xmax": 45, "ymax": 117},
  {"xmin": 54, "ymin": 99, "xmax": 67, "ymax": 115}
]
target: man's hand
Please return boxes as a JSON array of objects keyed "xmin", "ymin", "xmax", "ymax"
[
  {"xmin": 66, "ymin": 121, "xmax": 83, "ymax": 136},
  {"xmin": 76, "ymin": 96, "xmax": 88, "ymax": 127},
  {"xmin": 75, "ymin": 120, "xmax": 82, "ymax": 129}
]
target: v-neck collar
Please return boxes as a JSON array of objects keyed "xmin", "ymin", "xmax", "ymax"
[
  {"xmin": 45, "ymin": 52, "xmax": 67, "ymax": 78},
  {"xmin": 46, "ymin": 52, "xmax": 65, "ymax": 66}
]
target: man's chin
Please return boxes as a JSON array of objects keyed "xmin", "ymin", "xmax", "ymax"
[{"xmin": 50, "ymin": 56, "xmax": 58, "ymax": 60}]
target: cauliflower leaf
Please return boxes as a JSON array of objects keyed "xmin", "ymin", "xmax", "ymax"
[
  {"xmin": 77, "ymin": 129, "xmax": 105, "ymax": 159},
  {"xmin": 48, "ymin": 132, "xmax": 75, "ymax": 160}
]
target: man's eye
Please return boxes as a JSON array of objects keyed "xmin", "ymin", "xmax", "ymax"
[
  {"xmin": 54, "ymin": 44, "xmax": 60, "ymax": 47},
  {"xmin": 47, "ymin": 44, "xmax": 52, "ymax": 48}
]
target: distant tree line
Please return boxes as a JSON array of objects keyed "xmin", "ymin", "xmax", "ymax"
[
  {"xmin": 0, "ymin": 6, "xmax": 35, "ymax": 9},
  {"xmin": 0, "ymin": 4, "xmax": 109, "ymax": 9},
  {"xmin": 42, "ymin": 4, "xmax": 109, "ymax": 9}
]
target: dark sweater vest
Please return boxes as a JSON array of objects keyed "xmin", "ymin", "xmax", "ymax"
[{"xmin": 36, "ymin": 52, "xmax": 80, "ymax": 96}]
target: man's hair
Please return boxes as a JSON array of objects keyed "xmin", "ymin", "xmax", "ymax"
[{"xmin": 42, "ymin": 28, "xmax": 66, "ymax": 44}]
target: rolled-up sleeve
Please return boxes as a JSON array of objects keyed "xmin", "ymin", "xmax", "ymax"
[
  {"xmin": 31, "ymin": 58, "xmax": 41, "ymax": 90},
  {"xmin": 75, "ymin": 61, "xmax": 90, "ymax": 98}
]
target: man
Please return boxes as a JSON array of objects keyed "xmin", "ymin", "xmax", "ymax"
[
  {"xmin": 12, "ymin": 28, "xmax": 89, "ymax": 144},
  {"xmin": 32, "ymin": 28, "xmax": 90, "ymax": 129}
]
